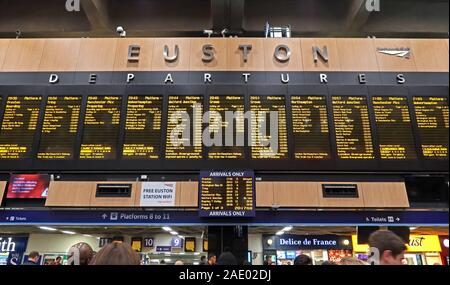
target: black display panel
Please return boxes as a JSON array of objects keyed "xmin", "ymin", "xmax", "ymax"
[
  {"xmin": 80, "ymin": 96, "xmax": 122, "ymax": 159},
  {"xmin": 250, "ymin": 95, "xmax": 288, "ymax": 159},
  {"xmin": 0, "ymin": 96, "xmax": 42, "ymax": 159},
  {"xmin": 291, "ymin": 96, "xmax": 331, "ymax": 159},
  {"xmin": 372, "ymin": 96, "xmax": 417, "ymax": 160},
  {"xmin": 199, "ymin": 170, "xmax": 255, "ymax": 217},
  {"xmin": 165, "ymin": 95, "xmax": 203, "ymax": 159},
  {"xmin": 413, "ymin": 96, "xmax": 449, "ymax": 159},
  {"xmin": 123, "ymin": 96, "xmax": 163, "ymax": 159},
  {"xmin": 37, "ymin": 96, "xmax": 82, "ymax": 159},
  {"xmin": 207, "ymin": 95, "xmax": 245, "ymax": 159},
  {"xmin": 332, "ymin": 96, "xmax": 375, "ymax": 160}
]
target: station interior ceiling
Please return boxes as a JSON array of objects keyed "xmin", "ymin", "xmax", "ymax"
[
  {"xmin": 0, "ymin": 225, "xmax": 448, "ymax": 236},
  {"xmin": 0, "ymin": 0, "xmax": 448, "ymax": 38}
]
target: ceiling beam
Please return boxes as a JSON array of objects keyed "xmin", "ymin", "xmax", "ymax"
[
  {"xmin": 80, "ymin": 0, "xmax": 113, "ymax": 32},
  {"xmin": 345, "ymin": 0, "xmax": 373, "ymax": 31}
]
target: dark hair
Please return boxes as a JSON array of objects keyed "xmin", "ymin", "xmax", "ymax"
[
  {"xmin": 28, "ymin": 251, "xmax": 39, "ymax": 259},
  {"xmin": 294, "ymin": 254, "xmax": 313, "ymax": 265},
  {"xmin": 68, "ymin": 242, "xmax": 94, "ymax": 266},
  {"xmin": 201, "ymin": 256, "xmax": 207, "ymax": 261},
  {"xmin": 55, "ymin": 256, "xmax": 62, "ymax": 260},
  {"xmin": 368, "ymin": 230, "xmax": 407, "ymax": 259},
  {"xmin": 90, "ymin": 242, "xmax": 140, "ymax": 265},
  {"xmin": 217, "ymin": 252, "xmax": 238, "ymax": 265},
  {"xmin": 321, "ymin": 261, "xmax": 337, "ymax": 265},
  {"xmin": 208, "ymin": 253, "xmax": 216, "ymax": 259}
]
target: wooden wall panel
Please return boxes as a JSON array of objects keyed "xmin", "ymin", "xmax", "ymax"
[
  {"xmin": 76, "ymin": 38, "xmax": 118, "ymax": 71},
  {"xmin": 114, "ymin": 38, "xmax": 154, "ymax": 71},
  {"xmin": 373, "ymin": 39, "xmax": 417, "ymax": 71},
  {"xmin": 263, "ymin": 38, "xmax": 303, "ymax": 71},
  {"xmin": 274, "ymin": 182, "xmax": 320, "ymax": 207},
  {"xmin": 411, "ymin": 39, "xmax": 449, "ymax": 72},
  {"xmin": 178, "ymin": 182, "xmax": 198, "ymax": 207},
  {"xmin": 337, "ymin": 38, "xmax": 379, "ymax": 71},
  {"xmin": 227, "ymin": 38, "xmax": 265, "ymax": 71},
  {"xmin": 45, "ymin": 182, "xmax": 93, "ymax": 207},
  {"xmin": 0, "ymin": 39, "xmax": 10, "ymax": 70},
  {"xmin": 361, "ymin": 182, "xmax": 410, "ymax": 208},
  {"xmin": 301, "ymin": 38, "xmax": 341, "ymax": 71},
  {"xmin": 318, "ymin": 182, "xmax": 365, "ymax": 208},
  {"xmin": 0, "ymin": 181, "xmax": 6, "ymax": 205},
  {"xmin": 38, "ymin": 39, "xmax": 81, "ymax": 71},
  {"xmin": 152, "ymin": 38, "xmax": 191, "ymax": 71},
  {"xmin": 2, "ymin": 39, "xmax": 45, "ymax": 71},
  {"xmin": 256, "ymin": 182, "xmax": 274, "ymax": 207},
  {"xmin": 190, "ymin": 38, "xmax": 228, "ymax": 71},
  {"xmin": 90, "ymin": 182, "xmax": 138, "ymax": 207}
]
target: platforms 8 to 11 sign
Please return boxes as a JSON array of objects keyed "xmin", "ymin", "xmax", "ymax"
[{"xmin": 199, "ymin": 171, "xmax": 256, "ymax": 218}]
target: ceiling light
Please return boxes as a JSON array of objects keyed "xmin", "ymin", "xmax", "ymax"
[
  {"xmin": 178, "ymin": 235, "xmax": 185, "ymax": 239},
  {"xmin": 162, "ymin": 227, "xmax": 172, "ymax": 232},
  {"xmin": 61, "ymin": 231, "xmax": 76, "ymax": 235},
  {"xmin": 83, "ymin": 234, "xmax": 93, "ymax": 238},
  {"xmin": 444, "ymin": 239, "xmax": 449, "ymax": 248},
  {"xmin": 170, "ymin": 231, "xmax": 179, "ymax": 236},
  {"xmin": 282, "ymin": 226, "xmax": 293, "ymax": 232},
  {"xmin": 38, "ymin": 226, "xmax": 57, "ymax": 232},
  {"xmin": 342, "ymin": 239, "xmax": 350, "ymax": 246},
  {"xmin": 276, "ymin": 231, "xmax": 285, "ymax": 236},
  {"xmin": 409, "ymin": 227, "xmax": 418, "ymax": 231}
]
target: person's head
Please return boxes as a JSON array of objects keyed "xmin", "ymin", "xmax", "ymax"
[
  {"xmin": 200, "ymin": 256, "xmax": 207, "ymax": 263},
  {"xmin": 217, "ymin": 252, "xmax": 238, "ymax": 265},
  {"xmin": 321, "ymin": 261, "xmax": 337, "ymax": 265},
  {"xmin": 68, "ymin": 242, "xmax": 94, "ymax": 265},
  {"xmin": 175, "ymin": 260, "xmax": 184, "ymax": 265},
  {"xmin": 90, "ymin": 242, "xmax": 140, "ymax": 265},
  {"xmin": 294, "ymin": 254, "xmax": 313, "ymax": 265},
  {"xmin": 160, "ymin": 260, "xmax": 166, "ymax": 265},
  {"xmin": 338, "ymin": 257, "xmax": 367, "ymax": 265},
  {"xmin": 55, "ymin": 256, "xmax": 62, "ymax": 263},
  {"xmin": 368, "ymin": 230, "xmax": 407, "ymax": 265},
  {"xmin": 208, "ymin": 253, "xmax": 217, "ymax": 265},
  {"xmin": 265, "ymin": 255, "xmax": 273, "ymax": 264},
  {"xmin": 28, "ymin": 251, "xmax": 40, "ymax": 263}
]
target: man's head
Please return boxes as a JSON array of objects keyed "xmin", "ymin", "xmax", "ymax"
[
  {"xmin": 368, "ymin": 230, "xmax": 407, "ymax": 265},
  {"xmin": 294, "ymin": 254, "xmax": 313, "ymax": 265},
  {"xmin": 28, "ymin": 251, "xmax": 40, "ymax": 263},
  {"xmin": 68, "ymin": 242, "xmax": 94, "ymax": 265},
  {"xmin": 55, "ymin": 256, "xmax": 62, "ymax": 263},
  {"xmin": 265, "ymin": 256, "xmax": 273, "ymax": 264},
  {"xmin": 208, "ymin": 253, "xmax": 217, "ymax": 264}
]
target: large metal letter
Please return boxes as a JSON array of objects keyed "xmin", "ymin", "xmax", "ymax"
[
  {"xmin": 313, "ymin": 46, "xmax": 329, "ymax": 63},
  {"xmin": 239, "ymin": 45, "xmax": 253, "ymax": 63},
  {"xmin": 164, "ymin": 45, "xmax": 179, "ymax": 62},
  {"xmin": 202, "ymin": 44, "xmax": 215, "ymax": 62},
  {"xmin": 128, "ymin": 45, "xmax": 141, "ymax": 62},
  {"xmin": 274, "ymin": 45, "xmax": 291, "ymax": 63}
]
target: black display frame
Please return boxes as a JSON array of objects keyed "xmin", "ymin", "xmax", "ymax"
[{"xmin": 0, "ymin": 83, "xmax": 448, "ymax": 173}]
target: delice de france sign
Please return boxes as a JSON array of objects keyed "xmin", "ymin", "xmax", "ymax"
[{"xmin": 140, "ymin": 182, "xmax": 177, "ymax": 207}]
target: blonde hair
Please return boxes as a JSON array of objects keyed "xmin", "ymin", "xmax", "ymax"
[{"xmin": 338, "ymin": 257, "xmax": 368, "ymax": 265}]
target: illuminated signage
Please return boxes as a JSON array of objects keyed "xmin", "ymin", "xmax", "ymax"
[{"xmin": 352, "ymin": 235, "xmax": 442, "ymax": 253}]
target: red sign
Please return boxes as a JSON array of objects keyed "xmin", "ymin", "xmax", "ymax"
[{"xmin": 7, "ymin": 174, "xmax": 50, "ymax": 199}]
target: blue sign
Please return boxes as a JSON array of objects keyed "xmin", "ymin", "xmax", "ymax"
[
  {"xmin": 0, "ymin": 210, "xmax": 447, "ymax": 226},
  {"xmin": 0, "ymin": 236, "xmax": 29, "ymax": 265},
  {"xmin": 264, "ymin": 235, "xmax": 353, "ymax": 250},
  {"xmin": 156, "ymin": 246, "xmax": 172, "ymax": 253},
  {"xmin": 199, "ymin": 170, "xmax": 256, "ymax": 218}
]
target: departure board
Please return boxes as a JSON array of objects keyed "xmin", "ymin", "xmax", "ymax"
[
  {"xmin": 372, "ymin": 97, "xmax": 417, "ymax": 160},
  {"xmin": 165, "ymin": 95, "xmax": 203, "ymax": 159},
  {"xmin": 332, "ymin": 96, "xmax": 375, "ymax": 159},
  {"xmin": 37, "ymin": 96, "xmax": 82, "ymax": 159},
  {"xmin": 199, "ymin": 171, "xmax": 255, "ymax": 217},
  {"xmin": 80, "ymin": 96, "xmax": 121, "ymax": 159},
  {"xmin": 207, "ymin": 95, "xmax": 245, "ymax": 159},
  {"xmin": 0, "ymin": 96, "xmax": 42, "ymax": 159},
  {"xmin": 250, "ymin": 96, "xmax": 288, "ymax": 159},
  {"xmin": 413, "ymin": 97, "xmax": 449, "ymax": 159},
  {"xmin": 291, "ymin": 96, "xmax": 331, "ymax": 159},
  {"xmin": 123, "ymin": 96, "xmax": 163, "ymax": 159}
]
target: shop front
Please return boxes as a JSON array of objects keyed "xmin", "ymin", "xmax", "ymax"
[
  {"xmin": 262, "ymin": 234, "xmax": 353, "ymax": 265},
  {"xmin": 352, "ymin": 235, "xmax": 443, "ymax": 265}
]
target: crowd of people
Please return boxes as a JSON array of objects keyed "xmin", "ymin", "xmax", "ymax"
[{"xmin": 22, "ymin": 230, "xmax": 409, "ymax": 266}]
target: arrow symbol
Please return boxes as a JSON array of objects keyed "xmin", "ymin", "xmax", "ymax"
[
  {"xmin": 102, "ymin": 214, "xmax": 108, "ymax": 219},
  {"xmin": 6, "ymin": 217, "xmax": 9, "ymax": 220},
  {"xmin": 396, "ymin": 217, "xmax": 400, "ymax": 222},
  {"xmin": 366, "ymin": 217, "xmax": 370, "ymax": 222}
]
